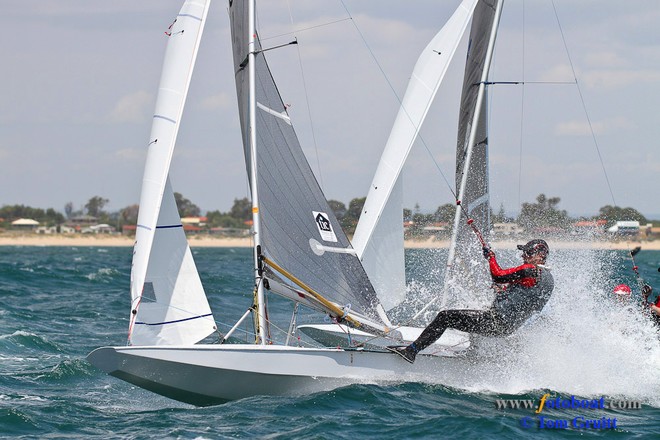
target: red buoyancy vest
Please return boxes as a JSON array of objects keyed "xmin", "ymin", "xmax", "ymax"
[{"xmin": 488, "ymin": 255, "xmax": 538, "ymax": 288}]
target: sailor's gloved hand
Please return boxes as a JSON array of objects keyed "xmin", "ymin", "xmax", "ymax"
[
  {"xmin": 482, "ymin": 246, "xmax": 494, "ymax": 259},
  {"xmin": 642, "ymin": 284, "xmax": 653, "ymax": 298}
]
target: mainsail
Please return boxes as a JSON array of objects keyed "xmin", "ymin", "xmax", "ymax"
[
  {"xmin": 352, "ymin": 0, "xmax": 478, "ymax": 311},
  {"xmin": 128, "ymin": 0, "xmax": 215, "ymax": 346},
  {"xmin": 228, "ymin": 0, "xmax": 387, "ymax": 329},
  {"xmin": 444, "ymin": 0, "xmax": 502, "ymax": 307}
]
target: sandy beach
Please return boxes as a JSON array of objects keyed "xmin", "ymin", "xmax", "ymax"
[{"xmin": 1, "ymin": 233, "xmax": 658, "ymax": 250}]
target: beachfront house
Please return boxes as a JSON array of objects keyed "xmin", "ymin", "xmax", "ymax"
[
  {"xmin": 82, "ymin": 224, "xmax": 116, "ymax": 234},
  {"xmin": 607, "ymin": 221, "xmax": 640, "ymax": 236},
  {"xmin": 572, "ymin": 220, "xmax": 607, "ymax": 236},
  {"xmin": 11, "ymin": 218, "xmax": 39, "ymax": 230},
  {"xmin": 35, "ymin": 225, "xmax": 76, "ymax": 234}
]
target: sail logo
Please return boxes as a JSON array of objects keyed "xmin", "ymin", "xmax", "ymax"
[{"xmin": 313, "ymin": 211, "xmax": 337, "ymax": 243}]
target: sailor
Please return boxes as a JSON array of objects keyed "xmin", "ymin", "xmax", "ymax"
[{"xmin": 388, "ymin": 239, "xmax": 555, "ymax": 364}]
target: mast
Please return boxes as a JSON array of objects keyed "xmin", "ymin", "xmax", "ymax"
[
  {"xmin": 248, "ymin": 0, "xmax": 267, "ymax": 344},
  {"xmin": 445, "ymin": 0, "xmax": 503, "ymax": 291}
]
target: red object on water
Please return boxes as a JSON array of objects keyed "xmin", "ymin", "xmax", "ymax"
[
  {"xmin": 467, "ymin": 218, "xmax": 474, "ymax": 225},
  {"xmin": 613, "ymin": 284, "xmax": 632, "ymax": 296}
]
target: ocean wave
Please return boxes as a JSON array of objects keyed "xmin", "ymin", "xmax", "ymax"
[
  {"xmin": 0, "ymin": 331, "xmax": 65, "ymax": 353},
  {"xmin": 0, "ymin": 393, "xmax": 48, "ymax": 402},
  {"xmin": 37, "ymin": 358, "xmax": 96, "ymax": 381},
  {"xmin": 0, "ymin": 406, "xmax": 40, "ymax": 435},
  {"xmin": 8, "ymin": 358, "xmax": 96, "ymax": 383},
  {"xmin": 85, "ymin": 267, "xmax": 119, "ymax": 281}
]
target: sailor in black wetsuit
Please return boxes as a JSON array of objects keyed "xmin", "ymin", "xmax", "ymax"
[{"xmin": 388, "ymin": 239, "xmax": 555, "ymax": 364}]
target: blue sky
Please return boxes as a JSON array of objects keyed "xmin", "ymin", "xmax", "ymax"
[{"xmin": 2, "ymin": 1, "xmax": 659, "ymax": 218}]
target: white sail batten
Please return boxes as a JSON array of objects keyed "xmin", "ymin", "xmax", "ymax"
[
  {"xmin": 352, "ymin": 0, "xmax": 478, "ymax": 310},
  {"xmin": 129, "ymin": 0, "xmax": 214, "ymax": 346}
]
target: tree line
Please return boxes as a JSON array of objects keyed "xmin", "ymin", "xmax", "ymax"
[
  {"xmin": 0, "ymin": 193, "xmax": 652, "ymax": 233},
  {"xmin": 405, "ymin": 194, "xmax": 649, "ymax": 235}
]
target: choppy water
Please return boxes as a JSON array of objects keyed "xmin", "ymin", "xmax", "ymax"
[{"xmin": 0, "ymin": 245, "xmax": 658, "ymax": 438}]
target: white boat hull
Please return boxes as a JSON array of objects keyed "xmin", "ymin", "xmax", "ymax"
[{"xmin": 87, "ymin": 344, "xmax": 456, "ymax": 405}]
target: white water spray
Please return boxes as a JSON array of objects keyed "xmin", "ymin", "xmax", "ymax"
[{"xmin": 403, "ymin": 248, "xmax": 660, "ymax": 407}]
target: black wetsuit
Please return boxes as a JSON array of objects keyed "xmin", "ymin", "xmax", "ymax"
[{"xmin": 411, "ymin": 254, "xmax": 554, "ymax": 353}]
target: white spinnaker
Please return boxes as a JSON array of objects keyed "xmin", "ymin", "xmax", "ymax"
[
  {"xmin": 352, "ymin": 0, "xmax": 477, "ymax": 310},
  {"xmin": 129, "ymin": 0, "xmax": 213, "ymax": 345}
]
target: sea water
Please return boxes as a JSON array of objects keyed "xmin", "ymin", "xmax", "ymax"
[{"xmin": 0, "ymin": 245, "xmax": 658, "ymax": 438}]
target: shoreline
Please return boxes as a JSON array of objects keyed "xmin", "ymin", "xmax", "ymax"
[{"xmin": 0, "ymin": 234, "xmax": 658, "ymax": 250}]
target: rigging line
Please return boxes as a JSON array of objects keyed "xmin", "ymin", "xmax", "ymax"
[
  {"xmin": 552, "ymin": 6, "xmax": 635, "ymax": 290},
  {"xmin": 518, "ymin": 0, "xmax": 526, "ymax": 211},
  {"xmin": 285, "ymin": 302, "xmax": 299, "ymax": 346},
  {"xmin": 551, "ymin": 2, "xmax": 638, "ymax": 263},
  {"xmin": 338, "ymin": 0, "xmax": 456, "ymax": 200},
  {"xmin": 516, "ymin": 81, "xmax": 575, "ymax": 85},
  {"xmin": 217, "ymin": 313, "xmax": 261, "ymax": 344},
  {"xmin": 551, "ymin": 0, "xmax": 617, "ymax": 207},
  {"xmin": 342, "ymin": 322, "xmax": 404, "ymax": 347},
  {"xmin": 286, "ymin": 1, "xmax": 325, "ymax": 190},
  {"xmin": 261, "ymin": 313, "xmax": 325, "ymax": 348},
  {"xmin": 485, "ymin": 80, "xmax": 575, "ymax": 85},
  {"xmin": 217, "ymin": 324, "xmax": 253, "ymax": 337},
  {"xmin": 257, "ymin": 40, "xmax": 298, "ymax": 53},
  {"xmin": 259, "ymin": 17, "xmax": 352, "ymax": 42}
]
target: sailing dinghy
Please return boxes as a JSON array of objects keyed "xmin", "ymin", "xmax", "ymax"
[{"xmin": 86, "ymin": 0, "xmax": 487, "ymax": 406}]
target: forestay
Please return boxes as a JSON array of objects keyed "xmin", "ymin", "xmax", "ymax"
[
  {"xmin": 352, "ymin": 0, "xmax": 478, "ymax": 311},
  {"xmin": 128, "ymin": 0, "xmax": 216, "ymax": 346},
  {"xmin": 229, "ymin": 0, "xmax": 387, "ymax": 329}
]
